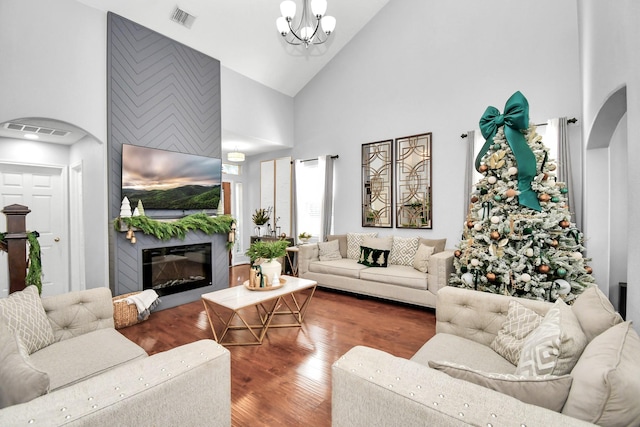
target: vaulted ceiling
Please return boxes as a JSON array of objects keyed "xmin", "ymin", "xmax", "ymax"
[{"xmin": 76, "ymin": 0, "xmax": 389, "ymax": 97}]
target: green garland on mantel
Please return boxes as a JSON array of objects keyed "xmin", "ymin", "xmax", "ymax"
[
  {"xmin": 0, "ymin": 231, "xmax": 43, "ymax": 294},
  {"xmin": 114, "ymin": 213, "xmax": 235, "ymax": 249}
]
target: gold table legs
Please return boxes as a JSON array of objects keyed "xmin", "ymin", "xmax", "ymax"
[{"xmin": 202, "ymin": 285, "xmax": 316, "ymax": 346}]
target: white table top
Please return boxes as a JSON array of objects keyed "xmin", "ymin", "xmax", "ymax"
[{"xmin": 201, "ymin": 276, "xmax": 317, "ymax": 311}]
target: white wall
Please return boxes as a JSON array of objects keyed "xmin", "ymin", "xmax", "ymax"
[
  {"xmin": 292, "ymin": 0, "xmax": 582, "ymax": 246},
  {"xmin": 578, "ymin": 0, "xmax": 640, "ymax": 326},
  {"xmin": 0, "ymin": 0, "xmax": 106, "ymax": 141},
  {"xmin": 69, "ymin": 136, "xmax": 108, "ymax": 288},
  {"xmin": 221, "ymin": 67, "xmax": 295, "ymax": 149}
]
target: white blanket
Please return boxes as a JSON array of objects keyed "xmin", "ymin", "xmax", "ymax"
[{"xmin": 125, "ymin": 290, "xmax": 160, "ymax": 320}]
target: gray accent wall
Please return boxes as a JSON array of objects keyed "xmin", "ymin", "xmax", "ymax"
[{"xmin": 107, "ymin": 13, "xmax": 227, "ymax": 308}]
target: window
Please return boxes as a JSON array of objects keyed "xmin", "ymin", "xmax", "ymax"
[
  {"xmin": 295, "ymin": 160, "xmax": 322, "ymax": 241},
  {"xmin": 222, "ymin": 163, "xmax": 241, "ymax": 175}
]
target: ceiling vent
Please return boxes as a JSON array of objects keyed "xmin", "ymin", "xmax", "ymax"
[
  {"xmin": 3, "ymin": 122, "xmax": 70, "ymax": 137},
  {"xmin": 170, "ymin": 6, "xmax": 196, "ymax": 28}
]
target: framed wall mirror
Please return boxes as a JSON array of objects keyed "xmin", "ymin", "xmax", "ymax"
[
  {"xmin": 395, "ymin": 132, "xmax": 432, "ymax": 229},
  {"xmin": 361, "ymin": 139, "xmax": 393, "ymax": 228}
]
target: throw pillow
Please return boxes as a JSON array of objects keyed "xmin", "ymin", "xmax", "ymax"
[
  {"xmin": 516, "ymin": 298, "xmax": 587, "ymax": 376},
  {"xmin": 357, "ymin": 246, "xmax": 390, "ymax": 268},
  {"xmin": 389, "ymin": 236, "xmax": 419, "ymax": 266},
  {"xmin": 562, "ymin": 321, "xmax": 640, "ymax": 426},
  {"xmin": 0, "ymin": 285, "xmax": 55, "ymax": 354},
  {"xmin": 428, "ymin": 360, "xmax": 572, "ymax": 412},
  {"xmin": 327, "ymin": 235, "xmax": 348, "ymax": 258},
  {"xmin": 318, "ymin": 239, "xmax": 342, "ymax": 261},
  {"xmin": 490, "ymin": 300, "xmax": 543, "ymax": 365},
  {"xmin": 361, "ymin": 235, "xmax": 393, "ymax": 251},
  {"xmin": 412, "ymin": 244, "xmax": 435, "ymax": 273},
  {"xmin": 346, "ymin": 232, "xmax": 377, "ymax": 260},
  {"xmin": 0, "ymin": 323, "xmax": 50, "ymax": 409},
  {"xmin": 418, "ymin": 238, "xmax": 446, "ymax": 254},
  {"xmin": 572, "ymin": 285, "xmax": 624, "ymax": 342}
]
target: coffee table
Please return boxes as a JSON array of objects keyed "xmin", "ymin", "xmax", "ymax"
[{"xmin": 201, "ymin": 276, "xmax": 317, "ymax": 346}]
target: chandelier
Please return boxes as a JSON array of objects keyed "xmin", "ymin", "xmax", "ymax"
[{"xmin": 276, "ymin": 0, "xmax": 336, "ymax": 48}]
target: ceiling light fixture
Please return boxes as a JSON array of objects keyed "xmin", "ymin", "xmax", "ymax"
[
  {"xmin": 23, "ymin": 133, "xmax": 39, "ymax": 140},
  {"xmin": 227, "ymin": 150, "xmax": 245, "ymax": 162},
  {"xmin": 276, "ymin": 0, "xmax": 336, "ymax": 48}
]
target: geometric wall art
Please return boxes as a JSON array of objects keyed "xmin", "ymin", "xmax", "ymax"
[
  {"xmin": 395, "ymin": 133, "xmax": 432, "ymax": 229},
  {"xmin": 361, "ymin": 139, "xmax": 393, "ymax": 228}
]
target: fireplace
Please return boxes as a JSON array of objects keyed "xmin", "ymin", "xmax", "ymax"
[{"xmin": 142, "ymin": 243, "xmax": 212, "ymax": 297}]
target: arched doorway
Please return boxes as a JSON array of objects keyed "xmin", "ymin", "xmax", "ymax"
[
  {"xmin": 0, "ymin": 117, "xmax": 107, "ymax": 297},
  {"xmin": 584, "ymin": 85, "xmax": 628, "ymax": 312}
]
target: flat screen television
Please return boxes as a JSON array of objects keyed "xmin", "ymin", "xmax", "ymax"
[{"xmin": 121, "ymin": 144, "xmax": 222, "ymax": 217}]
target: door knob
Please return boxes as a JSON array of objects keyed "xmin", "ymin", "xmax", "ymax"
[{"xmin": 54, "ymin": 237, "xmax": 60, "ymax": 242}]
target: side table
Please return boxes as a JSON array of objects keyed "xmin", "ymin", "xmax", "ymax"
[{"xmin": 285, "ymin": 246, "xmax": 299, "ymax": 277}]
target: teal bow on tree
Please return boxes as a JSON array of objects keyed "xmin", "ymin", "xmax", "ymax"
[{"xmin": 477, "ymin": 91, "xmax": 541, "ymax": 211}]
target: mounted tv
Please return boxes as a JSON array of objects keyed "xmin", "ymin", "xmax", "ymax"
[{"xmin": 121, "ymin": 144, "xmax": 222, "ymax": 217}]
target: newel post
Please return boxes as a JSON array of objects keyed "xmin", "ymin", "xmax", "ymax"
[{"xmin": 2, "ymin": 204, "xmax": 31, "ymax": 294}]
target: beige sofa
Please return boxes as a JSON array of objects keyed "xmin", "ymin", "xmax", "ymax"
[
  {"xmin": 298, "ymin": 234, "xmax": 454, "ymax": 308},
  {"xmin": 0, "ymin": 286, "xmax": 230, "ymax": 426},
  {"xmin": 333, "ymin": 286, "xmax": 640, "ymax": 426}
]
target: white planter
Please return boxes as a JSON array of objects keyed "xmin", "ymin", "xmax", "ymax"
[{"xmin": 257, "ymin": 259, "xmax": 281, "ymax": 285}]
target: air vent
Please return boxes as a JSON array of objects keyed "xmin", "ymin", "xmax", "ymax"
[
  {"xmin": 170, "ymin": 6, "xmax": 196, "ymax": 28},
  {"xmin": 3, "ymin": 122, "xmax": 70, "ymax": 137}
]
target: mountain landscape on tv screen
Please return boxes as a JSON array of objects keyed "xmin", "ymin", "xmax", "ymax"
[{"xmin": 123, "ymin": 185, "xmax": 221, "ymax": 210}]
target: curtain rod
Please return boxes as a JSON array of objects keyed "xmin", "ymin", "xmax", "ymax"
[
  {"xmin": 295, "ymin": 154, "xmax": 339, "ymax": 163},
  {"xmin": 460, "ymin": 117, "xmax": 578, "ymax": 139}
]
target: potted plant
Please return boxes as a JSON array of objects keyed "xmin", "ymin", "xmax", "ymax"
[
  {"xmin": 245, "ymin": 239, "xmax": 289, "ymax": 284},
  {"xmin": 252, "ymin": 208, "xmax": 271, "ymax": 237},
  {"xmin": 298, "ymin": 231, "xmax": 312, "ymax": 244}
]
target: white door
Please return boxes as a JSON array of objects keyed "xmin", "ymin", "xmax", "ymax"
[{"xmin": 0, "ymin": 163, "xmax": 69, "ymax": 297}]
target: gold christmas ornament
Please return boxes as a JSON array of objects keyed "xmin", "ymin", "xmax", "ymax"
[
  {"xmin": 550, "ymin": 239, "xmax": 558, "ymax": 247},
  {"xmin": 490, "ymin": 231, "xmax": 500, "ymax": 240},
  {"xmin": 585, "ymin": 266, "xmax": 593, "ymax": 274},
  {"xmin": 559, "ymin": 220, "xmax": 571, "ymax": 228},
  {"xmin": 471, "ymin": 195, "xmax": 479, "ymax": 203},
  {"xmin": 537, "ymin": 264, "xmax": 550, "ymax": 274},
  {"xmin": 486, "ymin": 272, "xmax": 496, "ymax": 281},
  {"xmin": 454, "ymin": 250, "xmax": 462, "ymax": 258},
  {"xmin": 505, "ymin": 189, "xmax": 517, "ymax": 198},
  {"xmin": 539, "ymin": 194, "xmax": 551, "ymax": 202},
  {"xmin": 479, "ymin": 164, "xmax": 488, "ymax": 173}
]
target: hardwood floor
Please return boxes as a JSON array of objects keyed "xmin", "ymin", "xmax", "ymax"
[{"xmin": 119, "ymin": 265, "xmax": 436, "ymax": 426}]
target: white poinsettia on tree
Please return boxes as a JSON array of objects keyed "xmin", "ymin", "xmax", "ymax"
[{"xmin": 449, "ymin": 91, "xmax": 595, "ymax": 303}]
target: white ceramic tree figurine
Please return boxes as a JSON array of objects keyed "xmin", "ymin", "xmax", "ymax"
[
  {"xmin": 449, "ymin": 91, "xmax": 595, "ymax": 303},
  {"xmin": 120, "ymin": 196, "xmax": 132, "ymax": 218}
]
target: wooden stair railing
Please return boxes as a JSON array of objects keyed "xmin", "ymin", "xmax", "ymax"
[{"xmin": 1, "ymin": 204, "xmax": 31, "ymax": 294}]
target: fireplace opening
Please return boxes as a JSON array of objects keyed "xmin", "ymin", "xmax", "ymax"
[{"xmin": 142, "ymin": 243, "xmax": 212, "ymax": 297}]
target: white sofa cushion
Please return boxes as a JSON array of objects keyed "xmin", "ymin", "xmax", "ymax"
[
  {"xmin": 389, "ymin": 236, "xmax": 419, "ymax": 266},
  {"xmin": 428, "ymin": 360, "xmax": 572, "ymax": 412},
  {"xmin": 516, "ymin": 298, "xmax": 587, "ymax": 376},
  {"xmin": 346, "ymin": 232, "xmax": 377, "ymax": 259},
  {"xmin": 571, "ymin": 286, "xmax": 624, "ymax": 342},
  {"xmin": 412, "ymin": 244, "xmax": 434, "ymax": 273},
  {"xmin": 0, "ymin": 285, "xmax": 55, "ymax": 354},
  {"xmin": 0, "ymin": 323, "xmax": 50, "ymax": 409},
  {"xmin": 490, "ymin": 300, "xmax": 543, "ymax": 365},
  {"xmin": 29, "ymin": 328, "xmax": 147, "ymax": 390},
  {"xmin": 359, "ymin": 265, "xmax": 427, "ymax": 290},
  {"xmin": 562, "ymin": 321, "xmax": 640, "ymax": 426},
  {"xmin": 308, "ymin": 258, "xmax": 367, "ymax": 279},
  {"xmin": 318, "ymin": 239, "xmax": 342, "ymax": 261},
  {"xmin": 413, "ymin": 333, "xmax": 516, "ymax": 374}
]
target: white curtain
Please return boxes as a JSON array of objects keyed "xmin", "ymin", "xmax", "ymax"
[
  {"xmin": 291, "ymin": 159, "xmax": 300, "ymax": 241},
  {"xmin": 462, "ymin": 130, "xmax": 475, "ymax": 223},
  {"xmin": 319, "ymin": 155, "xmax": 335, "ymax": 241},
  {"xmin": 547, "ymin": 118, "xmax": 577, "ymax": 227}
]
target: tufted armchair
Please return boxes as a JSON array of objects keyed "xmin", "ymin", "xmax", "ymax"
[
  {"xmin": 0, "ymin": 287, "xmax": 231, "ymax": 426},
  {"xmin": 332, "ymin": 285, "xmax": 640, "ymax": 426}
]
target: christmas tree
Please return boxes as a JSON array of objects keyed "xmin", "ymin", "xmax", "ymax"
[{"xmin": 449, "ymin": 91, "xmax": 595, "ymax": 303}]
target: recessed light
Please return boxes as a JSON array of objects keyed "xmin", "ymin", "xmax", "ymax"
[{"xmin": 24, "ymin": 133, "xmax": 39, "ymax": 140}]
